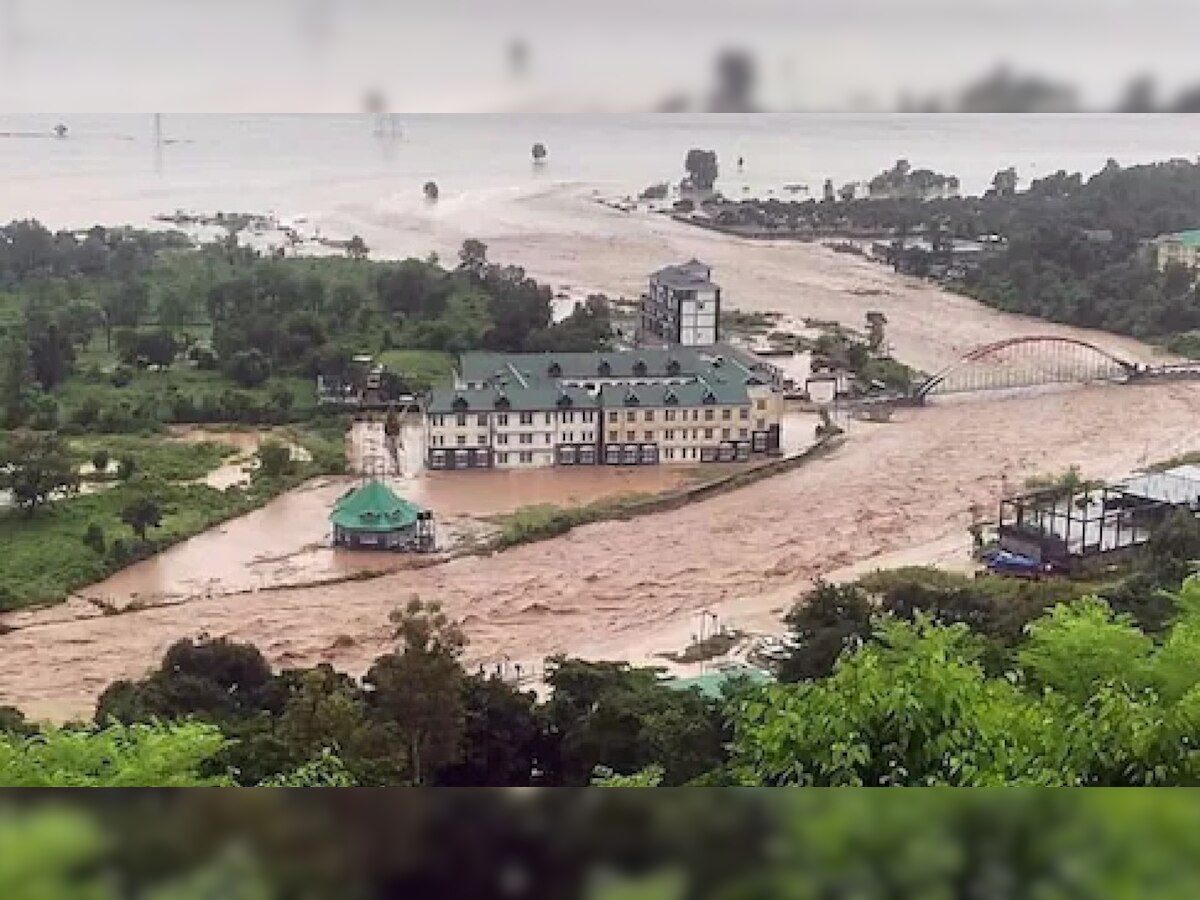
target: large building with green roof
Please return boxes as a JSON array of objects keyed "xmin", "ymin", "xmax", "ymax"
[
  {"xmin": 329, "ymin": 479, "xmax": 435, "ymax": 551},
  {"xmin": 424, "ymin": 346, "xmax": 784, "ymax": 470},
  {"xmin": 1150, "ymin": 229, "xmax": 1200, "ymax": 271}
]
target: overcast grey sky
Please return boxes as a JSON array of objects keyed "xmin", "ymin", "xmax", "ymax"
[{"xmin": 2, "ymin": 0, "xmax": 1198, "ymax": 112}]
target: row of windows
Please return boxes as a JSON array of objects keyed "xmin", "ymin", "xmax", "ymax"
[
  {"xmin": 605, "ymin": 407, "xmax": 750, "ymax": 424},
  {"xmin": 430, "ymin": 411, "xmax": 599, "ymax": 427},
  {"xmin": 607, "ymin": 428, "xmax": 749, "ymax": 443}
]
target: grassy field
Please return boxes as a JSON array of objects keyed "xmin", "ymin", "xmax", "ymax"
[
  {"xmin": 69, "ymin": 435, "xmax": 235, "ymax": 481},
  {"xmin": 0, "ymin": 428, "xmax": 346, "ymax": 611},
  {"xmin": 377, "ymin": 349, "xmax": 456, "ymax": 390}
]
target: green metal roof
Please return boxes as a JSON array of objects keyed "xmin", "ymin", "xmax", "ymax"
[
  {"xmin": 426, "ymin": 385, "xmax": 598, "ymax": 414},
  {"xmin": 599, "ymin": 378, "xmax": 748, "ymax": 408},
  {"xmin": 665, "ymin": 667, "xmax": 773, "ymax": 699},
  {"xmin": 329, "ymin": 480, "xmax": 422, "ymax": 533}
]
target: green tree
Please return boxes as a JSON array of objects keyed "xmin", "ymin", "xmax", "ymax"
[
  {"xmin": 779, "ymin": 580, "xmax": 874, "ymax": 682},
  {"xmin": 120, "ymin": 494, "xmax": 163, "ymax": 541},
  {"xmin": 257, "ymin": 440, "xmax": 292, "ymax": 479},
  {"xmin": 684, "ymin": 148, "xmax": 719, "ymax": 190},
  {"xmin": 364, "ymin": 599, "xmax": 467, "ymax": 784},
  {"xmin": 345, "ymin": 235, "xmax": 369, "ymax": 260},
  {"xmin": 116, "ymin": 453, "xmax": 136, "ymax": 481},
  {"xmin": 0, "ymin": 331, "xmax": 34, "ymax": 427},
  {"xmin": 0, "ymin": 429, "xmax": 78, "ymax": 514},
  {"xmin": 226, "ymin": 349, "xmax": 270, "ymax": 388}
]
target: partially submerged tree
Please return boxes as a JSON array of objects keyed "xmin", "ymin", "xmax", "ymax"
[{"xmin": 684, "ymin": 148, "xmax": 719, "ymax": 191}]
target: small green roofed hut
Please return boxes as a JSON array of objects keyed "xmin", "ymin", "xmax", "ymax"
[{"xmin": 330, "ymin": 479, "xmax": 435, "ymax": 551}]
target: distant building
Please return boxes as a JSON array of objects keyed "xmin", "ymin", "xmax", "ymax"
[
  {"xmin": 641, "ymin": 259, "xmax": 721, "ymax": 346},
  {"xmin": 425, "ymin": 347, "xmax": 784, "ymax": 470},
  {"xmin": 1148, "ymin": 230, "xmax": 1200, "ymax": 271}
]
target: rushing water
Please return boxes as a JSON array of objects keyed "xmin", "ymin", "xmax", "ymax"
[{"xmin": 4, "ymin": 113, "xmax": 1200, "ymax": 237}]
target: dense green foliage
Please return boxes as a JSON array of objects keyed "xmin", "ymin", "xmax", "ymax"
[
  {"xmin": 710, "ymin": 158, "xmax": 1200, "ymax": 344},
  {"xmin": 0, "ymin": 222, "xmax": 611, "ymax": 433}
]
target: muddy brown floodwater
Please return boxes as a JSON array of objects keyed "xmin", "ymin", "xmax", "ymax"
[
  {"xmin": 5, "ymin": 381, "xmax": 1200, "ymax": 720},
  {"xmin": 1, "ymin": 191, "xmax": 1196, "ymax": 720}
]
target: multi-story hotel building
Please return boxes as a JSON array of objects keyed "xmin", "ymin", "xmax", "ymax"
[
  {"xmin": 425, "ymin": 347, "xmax": 783, "ymax": 470},
  {"xmin": 640, "ymin": 259, "xmax": 721, "ymax": 346}
]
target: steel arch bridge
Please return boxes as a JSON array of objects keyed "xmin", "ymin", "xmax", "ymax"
[{"xmin": 915, "ymin": 336, "xmax": 1136, "ymax": 401}]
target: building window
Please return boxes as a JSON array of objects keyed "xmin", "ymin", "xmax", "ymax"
[
  {"xmin": 457, "ymin": 435, "xmax": 467, "ymax": 446},
  {"xmin": 497, "ymin": 434, "xmax": 509, "ymax": 445},
  {"xmin": 722, "ymin": 428, "xmax": 730, "ymax": 439},
  {"xmin": 626, "ymin": 411, "xmax": 636, "ymax": 422},
  {"xmin": 498, "ymin": 452, "xmax": 509, "ymax": 464},
  {"xmin": 665, "ymin": 409, "xmax": 676, "ymax": 421},
  {"xmin": 739, "ymin": 408, "xmax": 749, "ymax": 420},
  {"xmin": 756, "ymin": 399, "xmax": 767, "ymax": 410},
  {"xmin": 520, "ymin": 412, "xmax": 534, "ymax": 425},
  {"xmin": 608, "ymin": 411, "xmax": 618, "ymax": 423},
  {"xmin": 545, "ymin": 412, "xmax": 552, "ymax": 425},
  {"xmin": 756, "ymin": 419, "xmax": 766, "ymax": 430},
  {"xmin": 477, "ymin": 414, "xmax": 487, "ymax": 426},
  {"xmin": 497, "ymin": 413, "xmax": 509, "ymax": 426},
  {"xmin": 704, "ymin": 428, "xmax": 714, "ymax": 439},
  {"xmin": 739, "ymin": 428, "xmax": 748, "ymax": 438},
  {"xmin": 691, "ymin": 410, "xmax": 699, "ymax": 421},
  {"xmin": 477, "ymin": 434, "xmax": 488, "ymax": 445},
  {"xmin": 456, "ymin": 413, "xmax": 467, "ymax": 427},
  {"xmin": 721, "ymin": 409, "xmax": 732, "ymax": 421},
  {"xmin": 644, "ymin": 410, "xmax": 654, "ymax": 422},
  {"xmin": 608, "ymin": 430, "xmax": 618, "ymax": 441},
  {"xmin": 519, "ymin": 451, "xmax": 533, "ymax": 464},
  {"xmin": 644, "ymin": 431, "xmax": 653, "ymax": 441},
  {"xmin": 431, "ymin": 450, "xmax": 446, "ymax": 467},
  {"xmin": 704, "ymin": 409, "xmax": 715, "ymax": 421},
  {"xmin": 519, "ymin": 433, "xmax": 532, "ymax": 445},
  {"xmin": 545, "ymin": 433, "xmax": 553, "ymax": 444},
  {"xmin": 665, "ymin": 429, "xmax": 674, "ymax": 440},
  {"xmin": 626, "ymin": 430, "xmax": 636, "ymax": 441}
]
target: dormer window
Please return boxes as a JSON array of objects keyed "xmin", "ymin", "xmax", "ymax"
[
  {"xmin": 666, "ymin": 359, "xmax": 681, "ymax": 376},
  {"xmin": 556, "ymin": 392, "xmax": 573, "ymax": 408},
  {"xmin": 632, "ymin": 360, "xmax": 648, "ymax": 377},
  {"xmin": 598, "ymin": 360, "xmax": 612, "ymax": 377},
  {"xmin": 452, "ymin": 395, "xmax": 469, "ymax": 411},
  {"xmin": 548, "ymin": 362, "xmax": 562, "ymax": 378},
  {"xmin": 664, "ymin": 390, "xmax": 679, "ymax": 406},
  {"xmin": 702, "ymin": 390, "xmax": 717, "ymax": 405},
  {"xmin": 494, "ymin": 394, "xmax": 512, "ymax": 410},
  {"xmin": 623, "ymin": 390, "xmax": 640, "ymax": 407}
]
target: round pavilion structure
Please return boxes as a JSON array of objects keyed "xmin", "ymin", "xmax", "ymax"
[{"xmin": 329, "ymin": 479, "xmax": 435, "ymax": 551}]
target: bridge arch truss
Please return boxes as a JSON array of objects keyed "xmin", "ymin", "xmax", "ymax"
[{"xmin": 916, "ymin": 336, "xmax": 1134, "ymax": 401}]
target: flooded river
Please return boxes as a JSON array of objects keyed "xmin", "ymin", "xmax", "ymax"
[{"xmin": 2, "ymin": 192, "xmax": 1197, "ymax": 720}]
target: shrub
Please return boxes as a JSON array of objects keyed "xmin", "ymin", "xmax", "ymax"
[
  {"xmin": 257, "ymin": 440, "xmax": 293, "ymax": 479},
  {"xmin": 116, "ymin": 454, "xmax": 136, "ymax": 481},
  {"xmin": 82, "ymin": 523, "xmax": 106, "ymax": 555},
  {"xmin": 90, "ymin": 449, "xmax": 110, "ymax": 475},
  {"xmin": 226, "ymin": 349, "xmax": 270, "ymax": 389},
  {"xmin": 110, "ymin": 366, "xmax": 134, "ymax": 388},
  {"xmin": 109, "ymin": 537, "xmax": 131, "ymax": 564}
]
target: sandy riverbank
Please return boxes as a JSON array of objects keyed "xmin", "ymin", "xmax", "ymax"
[{"xmin": 2, "ymin": 188, "xmax": 1198, "ymax": 720}]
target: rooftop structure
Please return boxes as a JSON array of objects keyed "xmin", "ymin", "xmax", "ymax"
[
  {"xmin": 329, "ymin": 479, "xmax": 435, "ymax": 551},
  {"xmin": 642, "ymin": 259, "xmax": 721, "ymax": 346},
  {"xmin": 997, "ymin": 464, "xmax": 1200, "ymax": 568}
]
